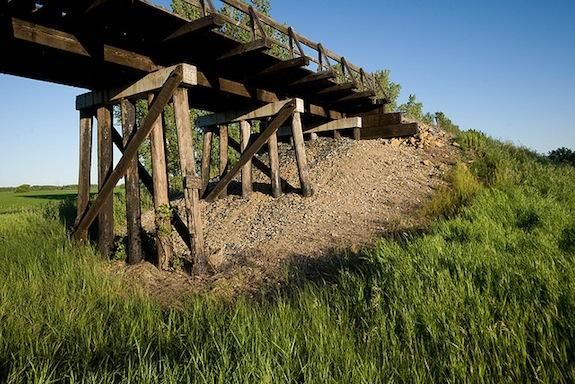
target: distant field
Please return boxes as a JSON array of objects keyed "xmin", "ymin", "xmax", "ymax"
[{"xmin": 0, "ymin": 190, "xmax": 77, "ymax": 214}]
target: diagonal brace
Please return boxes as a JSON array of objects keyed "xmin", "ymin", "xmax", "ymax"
[
  {"xmin": 72, "ymin": 66, "xmax": 184, "ymax": 241},
  {"xmin": 205, "ymin": 101, "xmax": 296, "ymax": 202}
]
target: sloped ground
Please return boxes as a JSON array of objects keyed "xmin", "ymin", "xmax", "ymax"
[{"xmin": 118, "ymin": 125, "xmax": 459, "ymax": 302}]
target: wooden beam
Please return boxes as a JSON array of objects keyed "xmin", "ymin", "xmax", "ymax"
[
  {"xmin": 291, "ymin": 111, "xmax": 313, "ymax": 197},
  {"xmin": 240, "ymin": 120, "xmax": 253, "ymax": 197},
  {"xmin": 268, "ymin": 129, "xmax": 281, "ymax": 198},
  {"xmin": 358, "ymin": 123, "xmax": 419, "ymax": 140},
  {"xmin": 317, "ymin": 82, "xmax": 356, "ymax": 95},
  {"xmin": 197, "ymin": 98, "xmax": 304, "ymax": 127},
  {"xmin": 76, "ymin": 64, "xmax": 198, "ymax": 110},
  {"xmin": 84, "ymin": 0, "xmax": 113, "ymax": 14},
  {"xmin": 148, "ymin": 92, "xmax": 173, "ymax": 270},
  {"xmin": 332, "ymin": 91, "xmax": 376, "ymax": 104},
  {"xmin": 304, "ymin": 117, "xmax": 362, "ymax": 134},
  {"xmin": 217, "ymin": 38, "xmax": 271, "ymax": 61},
  {"xmin": 205, "ymin": 101, "xmax": 296, "ymax": 202},
  {"xmin": 72, "ymin": 66, "xmax": 183, "ymax": 242},
  {"xmin": 218, "ymin": 125, "xmax": 229, "ymax": 197},
  {"xmin": 200, "ymin": 130, "xmax": 213, "ymax": 195},
  {"xmin": 360, "ymin": 112, "xmax": 402, "ymax": 127},
  {"xmin": 163, "ymin": 14, "xmax": 225, "ymax": 42},
  {"xmin": 290, "ymin": 71, "xmax": 335, "ymax": 87},
  {"xmin": 96, "ymin": 106, "xmax": 114, "ymax": 259},
  {"xmin": 120, "ymin": 99, "xmax": 143, "ymax": 265},
  {"xmin": 254, "ymin": 56, "xmax": 310, "ymax": 78},
  {"xmin": 75, "ymin": 110, "xmax": 93, "ymax": 239},
  {"xmin": 173, "ymin": 87, "xmax": 207, "ymax": 275}
]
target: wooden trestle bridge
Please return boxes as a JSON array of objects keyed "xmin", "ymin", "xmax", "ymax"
[{"xmin": 0, "ymin": 0, "xmax": 418, "ymax": 273}]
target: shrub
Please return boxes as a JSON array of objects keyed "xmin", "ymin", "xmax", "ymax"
[{"xmin": 14, "ymin": 184, "xmax": 31, "ymax": 193}]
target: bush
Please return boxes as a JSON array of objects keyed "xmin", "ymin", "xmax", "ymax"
[
  {"xmin": 14, "ymin": 184, "xmax": 31, "ymax": 193},
  {"xmin": 549, "ymin": 147, "xmax": 575, "ymax": 166}
]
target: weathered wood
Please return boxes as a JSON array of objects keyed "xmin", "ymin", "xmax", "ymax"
[
  {"xmin": 149, "ymin": 92, "xmax": 173, "ymax": 270},
  {"xmin": 333, "ymin": 130, "xmax": 341, "ymax": 139},
  {"xmin": 309, "ymin": 132, "xmax": 318, "ymax": 141},
  {"xmin": 75, "ymin": 110, "xmax": 93, "ymax": 240},
  {"xmin": 358, "ymin": 123, "xmax": 419, "ymax": 140},
  {"xmin": 205, "ymin": 101, "xmax": 296, "ymax": 202},
  {"xmin": 218, "ymin": 125, "xmax": 229, "ymax": 197},
  {"xmin": 290, "ymin": 70, "xmax": 335, "ymax": 87},
  {"xmin": 96, "ymin": 106, "xmax": 114, "ymax": 258},
  {"xmin": 317, "ymin": 82, "xmax": 356, "ymax": 95},
  {"xmin": 120, "ymin": 99, "xmax": 143, "ymax": 265},
  {"xmin": 163, "ymin": 14, "xmax": 225, "ymax": 41},
  {"xmin": 240, "ymin": 120, "xmax": 253, "ymax": 197},
  {"xmin": 360, "ymin": 112, "xmax": 402, "ymax": 127},
  {"xmin": 255, "ymin": 57, "xmax": 310, "ymax": 77},
  {"xmin": 201, "ymin": 130, "xmax": 213, "ymax": 195},
  {"xmin": 304, "ymin": 117, "xmax": 362, "ymax": 134},
  {"xmin": 217, "ymin": 39, "xmax": 271, "ymax": 61},
  {"xmin": 332, "ymin": 91, "xmax": 376, "ymax": 104},
  {"xmin": 353, "ymin": 127, "xmax": 361, "ymax": 140},
  {"xmin": 268, "ymin": 129, "xmax": 281, "ymax": 198},
  {"xmin": 197, "ymin": 98, "xmax": 304, "ymax": 128},
  {"xmin": 173, "ymin": 87, "xmax": 207, "ymax": 275},
  {"xmin": 76, "ymin": 64, "xmax": 198, "ymax": 110},
  {"xmin": 73, "ymin": 67, "xmax": 183, "ymax": 244},
  {"xmin": 291, "ymin": 111, "xmax": 313, "ymax": 197}
]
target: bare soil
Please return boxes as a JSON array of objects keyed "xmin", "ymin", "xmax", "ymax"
[{"xmin": 113, "ymin": 125, "xmax": 458, "ymax": 302}]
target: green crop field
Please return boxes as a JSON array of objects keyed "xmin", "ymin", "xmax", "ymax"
[
  {"xmin": 1, "ymin": 132, "xmax": 574, "ymax": 383},
  {"xmin": 0, "ymin": 190, "xmax": 78, "ymax": 214}
]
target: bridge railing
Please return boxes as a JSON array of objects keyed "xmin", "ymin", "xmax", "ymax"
[{"xmin": 179, "ymin": 0, "xmax": 389, "ymax": 102}]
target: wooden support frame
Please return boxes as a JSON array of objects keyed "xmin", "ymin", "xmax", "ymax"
[
  {"xmin": 75, "ymin": 110, "xmax": 93, "ymax": 240},
  {"xmin": 72, "ymin": 66, "xmax": 184, "ymax": 244},
  {"xmin": 267, "ymin": 129, "xmax": 282, "ymax": 198},
  {"xmin": 173, "ymin": 87, "xmax": 207, "ymax": 275},
  {"xmin": 205, "ymin": 101, "xmax": 296, "ymax": 202},
  {"xmin": 197, "ymin": 98, "xmax": 305, "ymax": 128},
  {"xmin": 289, "ymin": 70, "xmax": 335, "ymax": 87},
  {"xmin": 96, "ymin": 105, "xmax": 114, "ymax": 258},
  {"xmin": 163, "ymin": 14, "xmax": 225, "ymax": 42},
  {"xmin": 254, "ymin": 56, "xmax": 310, "ymax": 78},
  {"xmin": 120, "ymin": 99, "xmax": 143, "ymax": 265},
  {"xmin": 218, "ymin": 125, "xmax": 229, "ymax": 197},
  {"xmin": 217, "ymin": 39, "xmax": 271, "ymax": 61},
  {"xmin": 240, "ymin": 120, "xmax": 253, "ymax": 197},
  {"xmin": 291, "ymin": 111, "xmax": 313, "ymax": 197},
  {"xmin": 201, "ymin": 130, "xmax": 213, "ymax": 195},
  {"xmin": 303, "ymin": 117, "xmax": 362, "ymax": 134}
]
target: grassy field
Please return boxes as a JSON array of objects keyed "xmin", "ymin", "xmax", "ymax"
[
  {"xmin": 0, "ymin": 189, "xmax": 77, "ymax": 214},
  {"xmin": 1, "ymin": 133, "xmax": 574, "ymax": 383}
]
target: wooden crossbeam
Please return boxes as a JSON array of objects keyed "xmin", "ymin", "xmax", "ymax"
[
  {"xmin": 197, "ymin": 98, "xmax": 304, "ymax": 127},
  {"xmin": 332, "ymin": 91, "xmax": 376, "ymax": 104},
  {"xmin": 76, "ymin": 64, "xmax": 198, "ymax": 110},
  {"xmin": 304, "ymin": 117, "xmax": 362, "ymax": 134},
  {"xmin": 163, "ymin": 14, "xmax": 225, "ymax": 42},
  {"xmin": 254, "ymin": 56, "xmax": 310, "ymax": 78},
  {"xmin": 317, "ymin": 82, "xmax": 356, "ymax": 95},
  {"xmin": 290, "ymin": 70, "xmax": 335, "ymax": 87},
  {"xmin": 72, "ymin": 66, "xmax": 184, "ymax": 241},
  {"xmin": 217, "ymin": 38, "xmax": 271, "ymax": 61},
  {"xmin": 84, "ymin": 0, "xmax": 113, "ymax": 14},
  {"xmin": 205, "ymin": 101, "xmax": 296, "ymax": 202}
]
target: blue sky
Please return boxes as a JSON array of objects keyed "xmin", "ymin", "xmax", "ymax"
[{"xmin": 1, "ymin": 0, "xmax": 574, "ymax": 186}]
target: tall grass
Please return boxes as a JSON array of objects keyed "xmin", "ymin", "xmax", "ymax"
[{"xmin": 1, "ymin": 132, "xmax": 575, "ymax": 382}]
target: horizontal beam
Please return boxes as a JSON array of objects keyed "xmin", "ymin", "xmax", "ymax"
[
  {"xmin": 163, "ymin": 14, "xmax": 225, "ymax": 41},
  {"xmin": 76, "ymin": 64, "xmax": 198, "ymax": 110},
  {"xmin": 197, "ymin": 98, "xmax": 304, "ymax": 127},
  {"xmin": 290, "ymin": 70, "xmax": 335, "ymax": 87},
  {"xmin": 217, "ymin": 39, "xmax": 271, "ymax": 61},
  {"xmin": 304, "ymin": 117, "xmax": 362, "ymax": 134},
  {"xmin": 254, "ymin": 56, "xmax": 310, "ymax": 77},
  {"xmin": 358, "ymin": 123, "xmax": 419, "ymax": 140}
]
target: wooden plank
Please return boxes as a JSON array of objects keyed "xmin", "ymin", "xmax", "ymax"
[
  {"xmin": 218, "ymin": 125, "xmax": 228, "ymax": 197},
  {"xmin": 291, "ymin": 111, "xmax": 313, "ymax": 197},
  {"xmin": 173, "ymin": 87, "xmax": 207, "ymax": 275},
  {"xmin": 73, "ymin": 67, "xmax": 183, "ymax": 244},
  {"xmin": 163, "ymin": 14, "xmax": 225, "ymax": 41},
  {"xmin": 254, "ymin": 56, "xmax": 310, "ymax": 77},
  {"xmin": 205, "ymin": 101, "xmax": 296, "ymax": 202},
  {"xmin": 304, "ymin": 117, "xmax": 362, "ymax": 134},
  {"xmin": 358, "ymin": 123, "xmax": 419, "ymax": 140},
  {"xmin": 197, "ymin": 98, "xmax": 304, "ymax": 128},
  {"xmin": 217, "ymin": 39, "xmax": 271, "ymax": 61},
  {"xmin": 290, "ymin": 70, "xmax": 335, "ymax": 87},
  {"xmin": 240, "ymin": 120, "xmax": 253, "ymax": 197},
  {"xmin": 360, "ymin": 112, "xmax": 402, "ymax": 127},
  {"xmin": 149, "ymin": 92, "xmax": 173, "ymax": 270},
  {"xmin": 317, "ymin": 82, "xmax": 356, "ymax": 95},
  {"xmin": 75, "ymin": 110, "xmax": 93, "ymax": 240},
  {"xmin": 332, "ymin": 91, "xmax": 376, "ymax": 104},
  {"xmin": 268, "ymin": 129, "xmax": 281, "ymax": 198},
  {"xmin": 201, "ymin": 130, "xmax": 213, "ymax": 195},
  {"xmin": 121, "ymin": 99, "xmax": 143, "ymax": 265},
  {"xmin": 76, "ymin": 64, "xmax": 198, "ymax": 110},
  {"xmin": 96, "ymin": 106, "xmax": 114, "ymax": 259}
]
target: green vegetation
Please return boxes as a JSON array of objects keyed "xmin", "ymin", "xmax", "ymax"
[
  {"xmin": 1, "ymin": 130, "xmax": 575, "ymax": 382},
  {"xmin": 0, "ymin": 189, "xmax": 77, "ymax": 214}
]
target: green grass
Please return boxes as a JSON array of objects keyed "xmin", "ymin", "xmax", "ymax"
[
  {"xmin": 1, "ymin": 133, "xmax": 575, "ymax": 383},
  {"xmin": 0, "ymin": 190, "xmax": 78, "ymax": 214}
]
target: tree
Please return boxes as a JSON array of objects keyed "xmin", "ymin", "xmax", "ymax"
[
  {"xmin": 548, "ymin": 147, "xmax": 575, "ymax": 166},
  {"xmin": 14, "ymin": 184, "xmax": 31, "ymax": 193},
  {"xmin": 398, "ymin": 94, "xmax": 424, "ymax": 121},
  {"xmin": 373, "ymin": 70, "xmax": 401, "ymax": 111},
  {"xmin": 435, "ymin": 112, "xmax": 460, "ymax": 134}
]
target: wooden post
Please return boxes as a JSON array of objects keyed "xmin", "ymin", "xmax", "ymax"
[
  {"xmin": 353, "ymin": 127, "xmax": 361, "ymax": 140},
  {"xmin": 96, "ymin": 106, "xmax": 114, "ymax": 258},
  {"xmin": 268, "ymin": 129, "xmax": 282, "ymax": 198},
  {"xmin": 201, "ymin": 130, "xmax": 213, "ymax": 195},
  {"xmin": 309, "ymin": 132, "xmax": 318, "ymax": 141},
  {"xmin": 121, "ymin": 99, "xmax": 143, "ymax": 265},
  {"xmin": 173, "ymin": 88, "xmax": 207, "ymax": 274},
  {"xmin": 76, "ymin": 110, "xmax": 93, "ymax": 240},
  {"xmin": 218, "ymin": 125, "xmax": 229, "ymax": 197},
  {"xmin": 291, "ymin": 111, "xmax": 313, "ymax": 197},
  {"xmin": 148, "ymin": 93, "xmax": 173, "ymax": 270},
  {"xmin": 333, "ymin": 130, "xmax": 341, "ymax": 139},
  {"xmin": 240, "ymin": 120, "xmax": 253, "ymax": 197}
]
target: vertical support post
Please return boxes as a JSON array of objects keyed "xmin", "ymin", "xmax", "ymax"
[
  {"xmin": 333, "ymin": 130, "xmax": 341, "ymax": 139},
  {"xmin": 148, "ymin": 93, "xmax": 173, "ymax": 270},
  {"xmin": 75, "ymin": 109, "xmax": 93, "ymax": 242},
  {"xmin": 173, "ymin": 88, "xmax": 207, "ymax": 275},
  {"xmin": 268, "ymin": 129, "xmax": 282, "ymax": 198},
  {"xmin": 218, "ymin": 125, "xmax": 229, "ymax": 197},
  {"xmin": 121, "ymin": 99, "xmax": 143, "ymax": 265},
  {"xmin": 96, "ymin": 106, "xmax": 114, "ymax": 258},
  {"xmin": 201, "ymin": 129, "xmax": 213, "ymax": 195},
  {"xmin": 353, "ymin": 128, "xmax": 361, "ymax": 140},
  {"xmin": 291, "ymin": 111, "xmax": 313, "ymax": 197},
  {"xmin": 309, "ymin": 132, "xmax": 318, "ymax": 141},
  {"xmin": 240, "ymin": 120, "xmax": 253, "ymax": 197}
]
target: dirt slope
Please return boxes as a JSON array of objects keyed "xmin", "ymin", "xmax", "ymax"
[{"xmin": 121, "ymin": 125, "xmax": 458, "ymax": 301}]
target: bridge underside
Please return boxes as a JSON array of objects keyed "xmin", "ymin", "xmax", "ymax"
[{"xmin": 0, "ymin": 0, "xmax": 418, "ymax": 273}]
